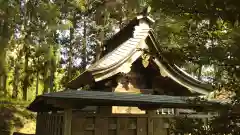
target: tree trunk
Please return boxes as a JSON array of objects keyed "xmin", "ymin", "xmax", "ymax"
[
  {"xmin": 43, "ymin": 61, "xmax": 49, "ymax": 93},
  {"xmin": 1, "ymin": 51, "xmax": 8, "ymax": 96},
  {"xmin": 22, "ymin": 45, "xmax": 29, "ymax": 101},
  {"xmin": 95, "ymin": 18, "xmax": 104, "ymax": 61},
  {"xmin": 12, "ymin": 63, "xmax": 20, "ymax": 99},
  {"xmin": 2, "ymin": 74, "xmax": 7, "ymax": 96},
  {"xmin": 1, "ymin": 52, "xmax": 8, "ymax": 96},
  {"xmin": 67, "ymin": 16, "xmax": 75, "ymax": 82},
  {"xmin": 35, "ymin": 55, "xmax": 40, "ymax": 96},
  {"xmin": 95, "ymin": 8, "xmax": 105, "ymax": 62},
  {"xmin": 0, "ymin": 4, "xmax": 11, "ymax": 96},
  {"xmin": 50, "ymin": 64, "xmax": 55, "ymax": 92},
  {"xmin": 13, "ymin": 48, "xmax": 23, "ymax": 98},
  {"xmin": 50, "ymin": 72, "xmax": 54, "ymax": 92},
  {"xmin": 82, "ymin": 18, "xmax": 87, "ymax": 69},
  {"xmin": 36, "ymin": 70, "xmax": 39, "ymax": 96},
  {"xmin": 0, "ymin": 75, "xmax": 2, "ymax": 94},
  {"xmin": 22, "ymin": 69, "xmax": 29, "ymax": 100}
]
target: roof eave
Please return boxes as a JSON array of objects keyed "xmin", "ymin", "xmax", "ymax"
[
  {"xmin": 147, "ymin": 30, "xmax": 214, "ymax": 95},
  {"xmin": 65, "ymin": 71, "xmax": 95, "ymax": 89},
  {"xmin": 27, "ymin": 90, "xmax": 229, "ymax": 112}
]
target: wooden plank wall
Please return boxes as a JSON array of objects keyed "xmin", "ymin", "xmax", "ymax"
[
  {"xmin": 36, "ymin": 112, "xmax": 214, "ymax": 135},
  {"xmin": 71, "ymin": 114, "xmax": 168, "ymax": 135},
  {"xmin": 36, "ymin": 113, "xmax": 64, "ymax": 135}
]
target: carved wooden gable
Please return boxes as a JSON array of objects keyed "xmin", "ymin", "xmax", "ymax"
[{"xmin": 66, "ymin": 15, "xmax": 213, "ymax": 96}]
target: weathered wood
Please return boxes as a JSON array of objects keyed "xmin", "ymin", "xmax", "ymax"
[
  {"xmin": 117, "ymin": 118, "xmax": 128, "ymax": 135},
  {"xmin": 71, "ymin": 117, "xmax": 85, "ymax": 135},
  {"xmin": 53, "ymin": 115, "xmax": 57, "ymax": 135},
  {"xmin": 35, "ymin": 110, "xmax": 215, "ymax": 135},
  {"xmin": 137, "ymin": 118, "xmax": 147, "ymax": 135},
  {"xmin": 63, "ymin": 109, "xmax": 72, "ymax": 135},
  {"xmin": 49, "ymin": 114, "xmax": 51, "ymax": 134},
  {"xmin": 109, "ymin": 118, "xmax": 117, "ymax": 130},
  {"xmin": 128, "ymin": 118, "xmax": 136, "ymax": 130},
  {"xmin": 47, "ymin": 99, "xmax": 72, "ymax": 109},
  {"xmin": 85, "ymin": 131, "xmax": 94, "ymax": 135},
  {"xmin": 102, "ymin": 118, "xmax": 109, "ymax": 135},
  {"xmin": 44, "ymin": 114, "xmax": 48, "ymax": 134},
  {"xmin": 54, "ymin": 115, "xmax": 58, "ymax": 135},
  {"xmin": 51, "ymin": 111, "xmax": 215, "ymax": 118},
  {"xmin": 153, "ymin": 118, "xmax": 167, "ymax": 135},
  {"xmin": 147, "ymin": 110, "xmax": 156, "ymax": 116},
  {"xmin": 58, "ymin": 115, "xmax": 64, "ymax": 135},
  {"xmin": 35, "ymin": 114, "xmax": 40, "ymax": 135},
  {"xmin": 108, "ymin": 130, "xmax": 116, "ymax": 135},
  {"xmin": 98, "ymin": 106, "xmax": 112, "ymax": 115},
  {"xmin": 60, "ymin": 115, "xmax": 64, "ymax": 135},
  {"xmin": 49, "ymin": 115, "xmax": 52, "ymax": 135},
  {"xmin": 13, "ymin": 132, "xmax": 35, "ymax": 135},
  {"xmin": 95, "ymin": 117, "xmax": 108, "ymax": 135},
  {"xmin": 84, "ymin": 117, "xmax": 94, "ymax": 131},
  {"xmin": 148, "ymin": 117, "xmax": 153, "ymax": 135}
]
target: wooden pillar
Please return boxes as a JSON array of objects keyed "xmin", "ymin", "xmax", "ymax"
[
  {"xmin": 64, "ymin": 109, "xmax": 72, "ymax": 135},
  {"xmin": 147, "ymin": 110, "xmax": 155, "ymax": 135},
  {"xmin": 35, "ymin": 113, "xmax": 40, "ymax": 135}
]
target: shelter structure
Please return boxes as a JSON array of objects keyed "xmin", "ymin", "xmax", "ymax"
[{"xmin": 28, "ymin": 12, "xmax": 228, "ymax": 135}]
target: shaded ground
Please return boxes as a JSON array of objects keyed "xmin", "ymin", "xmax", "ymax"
[{"xmin": 0, "ymin": 102, "xmax": 36, "ymax": 135}]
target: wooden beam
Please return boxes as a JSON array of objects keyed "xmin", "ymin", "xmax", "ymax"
[
  {"xmin": 64, "ymin": 109, "xmax": 72, "ymax": 135},
  {"xmin": 98, "ymin": 106, "xmax": 112, "ymax": 115},
  {"xmin": 147, "ymin": 110, "xmax": 156, "ymax": 116},
  {"xmin": 46, "ymin": 99, "xmax": 73, "ymax": 109}
]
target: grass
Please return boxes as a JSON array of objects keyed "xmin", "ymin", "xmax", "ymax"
[{"xmin": 0, "ymin": 98, "xmax": 36, "ymax": 135}]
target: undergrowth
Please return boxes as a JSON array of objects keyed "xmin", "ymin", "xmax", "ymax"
[{"xmin": 0, "ymin": 98, "xmax": 36, "ymax": 135}]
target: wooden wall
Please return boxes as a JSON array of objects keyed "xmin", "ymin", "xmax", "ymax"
[
  {"xmin": 36, "ymin": 112, "xmax": 169, "ymax": 135},
  {"xmin": 71, "ymin": 113, "xmax": 168, "ymax": 135},
  {"xmin": 36, "ymin": 112, "xmax": 64, "ymax": 135},
  {"xmin": 36, "ymin": 111, "xmax": 215, "ymax": 135}
]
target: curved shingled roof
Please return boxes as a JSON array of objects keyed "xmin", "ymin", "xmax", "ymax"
[
  {"xmin": 147, "ymin": 30, "xmax": 212, "ymax": 94},
  {"xmin": 66, "ymin": 15, "xmax": 213, "ymax": 95}
]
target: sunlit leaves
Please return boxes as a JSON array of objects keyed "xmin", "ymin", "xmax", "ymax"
[
  {"xmin": 70, "ymin": 0, "xmax": 86, "ymax": 11},
  {"xmin": 48, "ymin": 20, "xmax": 73, "ymax": 31},
  {"xmin": 36, "ymin": 1, "xmax": 60, "ymax": 23},
  {"xmin": 149, "ymin": 1, "xmax": 240, "ymax": 134}
]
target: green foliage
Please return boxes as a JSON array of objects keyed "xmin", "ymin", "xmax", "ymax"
[
  {"xmin": 0, "ymin": 97, "xmax": 30, "ymax": 106},
  {"xmin": 147, "ymin": 0, "xmax": 240, "ymax": 134},
  {"xmin": 170, "ymin": 111, "xmax": 240, "ymax": 135},
  {"xmin": 70, "ymin": 0, "xmax": 86, "ymax": 11},
  {"xmin": 150, "ymin": 1, "xmax": 240, "ymax": 85},
  {"xmin": 0, "ymin": 102, "xmax": 36, "ymax": 134}
]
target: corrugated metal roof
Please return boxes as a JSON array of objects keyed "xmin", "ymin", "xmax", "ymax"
[
  {"xmin": 27, "ymin": 90, "xmax": 228, "ymax": 112},
  {"xmin": 42, "ymin": 90, "xmax": 188, "ymax": 103}
]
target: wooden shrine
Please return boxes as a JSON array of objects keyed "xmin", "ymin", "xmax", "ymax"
[{"xmin": 27, "ymin": 12, "xmax": 227, "ymax": 135}]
